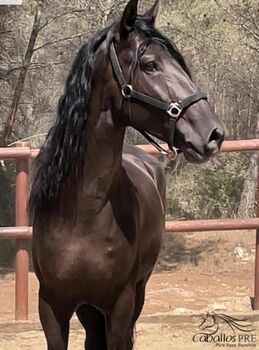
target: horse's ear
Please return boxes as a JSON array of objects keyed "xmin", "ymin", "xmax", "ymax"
[
  {"xmin": 120, "ymin": 0, "xmax": 138, "ymax": 39},
  {"xmin": 143, "ymin": 0, "xmax": 160, "ymax": 25}
]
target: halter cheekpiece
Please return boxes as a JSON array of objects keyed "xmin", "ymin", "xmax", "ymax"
[{"xmin": 109, "ymin": 38, "xmax": 207, "ymax": 157}]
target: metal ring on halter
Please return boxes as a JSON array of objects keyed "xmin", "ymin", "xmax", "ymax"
[
  {"xmin": 167, "ymin": 102, "xmax": 182, "ymax": 119},
  {"xmin": 121, "ymin": 84, "xmax": 133, "ymax": 98},
  {"xmin": 167, "ymin": 146, "xmax": 178, "ymax": 161},
  {"xmin": 109, "ymin": 37, "xmax": 208, "ymax": 153}
]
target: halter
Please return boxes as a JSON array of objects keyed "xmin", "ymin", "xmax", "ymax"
[{"xmin": 109, "ymin": 40, "xmax": 207, "ymax": 157}]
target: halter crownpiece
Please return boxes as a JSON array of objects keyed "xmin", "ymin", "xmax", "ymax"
[{"xmin": 109, "ymin": 38, "xmax": 208, "ymax": 156}]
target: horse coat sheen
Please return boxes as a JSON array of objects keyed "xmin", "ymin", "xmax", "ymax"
[
  {"xmin": 29, "ymin": 0, "xmax": 225, "ymax": 349},
  {"xmin": 33, "ymin": 145, "xmax": 165, "ymax": 304}
]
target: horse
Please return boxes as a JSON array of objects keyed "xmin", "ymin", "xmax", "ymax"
[{"xmin": 29, "ymin": 0, "xmax": 225, "ymax": 349}]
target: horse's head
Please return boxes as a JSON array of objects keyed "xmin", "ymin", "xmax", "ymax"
[{"xmin": 108, "ymin": 0, "xmax": 225, "ymax": 163}]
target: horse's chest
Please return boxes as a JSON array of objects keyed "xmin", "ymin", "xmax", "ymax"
[{"xmin": 34, "ymin": 216, "xmax": 136, "ymax": 293}]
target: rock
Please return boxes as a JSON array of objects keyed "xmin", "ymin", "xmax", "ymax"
[
  {"xmin": 207, "ymin": 296, "xmax": 252, "ymax": 313},
  {"xmin": 211, "ymin": 303, "xmax": 227, "ymax": 312},
  {"xmin": 172, "ymin": 307, "xmax": 191, "ymax": 315},
  {"xmin": 234, "ymin": 246, "xmax": 244, "ymax": 258}
]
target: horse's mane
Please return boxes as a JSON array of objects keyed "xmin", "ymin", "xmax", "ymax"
[
  {"xmin": 29, "ymin": 17, "xmax": 189, "ymax": 215},
  {"xmin": 29, "ymin": 26, "xmax": 111, "ymax": 214}
]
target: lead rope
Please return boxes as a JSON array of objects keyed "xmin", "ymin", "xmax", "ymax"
[{"xmin": 137, "ymin": 129, "xmax": 178, "ymax": 160}]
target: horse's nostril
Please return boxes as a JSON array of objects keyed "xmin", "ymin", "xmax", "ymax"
[
  {"xmin": 204, "ymin": 128, "xmax": 224, "ymax": 157},
  {"xmin": 208, "ymin": 128, "xmax": 224, "ymax": 145}
]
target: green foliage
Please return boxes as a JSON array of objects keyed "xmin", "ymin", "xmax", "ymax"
[
  {"xmin": 0, "ymin": 166, "xmax": 14, "ymax": 226},
  {"xmin": 166, "ymin": 153, "xmax": 250, "ymax": 220},
  {"xmin": 0, "ymin": 165, "xmax": 15, "ymax": 269}
]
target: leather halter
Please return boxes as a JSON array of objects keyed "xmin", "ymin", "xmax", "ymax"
[{"xmin": 109, "ymin": 40, "xmax": 208, "ymax": 156}]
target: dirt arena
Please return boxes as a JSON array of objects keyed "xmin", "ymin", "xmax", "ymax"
[
  {"xmin": 0, "ymin": 271, "xmax": 258, "ymax": 349},
  {"xmin": 0, "ymin": 230, "xmax": 259, "ymax": 349}
]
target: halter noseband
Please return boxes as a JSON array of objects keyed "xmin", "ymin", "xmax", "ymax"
[{"xmin": 109, "ymin": 39, "xmax": 207, "ymax": 156}]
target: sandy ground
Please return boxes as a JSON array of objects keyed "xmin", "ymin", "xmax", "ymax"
[
  {"xmin": 1, "ymin": 320, "xmax": 257, "ymax": 350},
  {"xmin": 0, "ymin": 270, "xmax": 258, "ymax": 349},
  {"xmin": 0, "ymin": 270, "xmax": 255, "ymax": 323}
]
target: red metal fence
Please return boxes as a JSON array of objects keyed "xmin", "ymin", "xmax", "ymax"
[{"xmin": 1, "ymin": 140, "xmax": 259, "ymax": 320}]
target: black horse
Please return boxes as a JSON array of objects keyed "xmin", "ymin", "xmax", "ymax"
[{"xmin": 29, "ymin": 0, "xmax": 224, "ymax": 349}]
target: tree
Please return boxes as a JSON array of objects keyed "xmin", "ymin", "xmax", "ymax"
[{"xmin": 1, "ymin": 0, "xmax": 44, "ymax": 146}]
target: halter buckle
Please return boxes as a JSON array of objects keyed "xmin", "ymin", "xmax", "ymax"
[
  {"xmin": 121, "ymin": 84, "xmax": 133, "ymax": 98},
  {"xmin": 167, "ymin": 102, "xmax": 182, "ymax": 119}
]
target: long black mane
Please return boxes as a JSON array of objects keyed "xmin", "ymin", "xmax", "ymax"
[
  {"xmin": 29, "ymin": 26, "xmax": 110, "ymax": 214},
  {"xmin": 29, "ymin": 17, "xmax": 190, "ymax": 215}
]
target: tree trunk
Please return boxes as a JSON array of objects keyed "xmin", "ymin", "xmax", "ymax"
[
  {"xmin": 238, "ymin": 110, "xmax": 259, "ymax": 218},
  {"xmin": 0, "ymin": 0, "xmax": 44, "ymax": 146}
]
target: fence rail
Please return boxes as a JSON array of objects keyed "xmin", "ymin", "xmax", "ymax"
[
  {"xmin": 0, "ymin": 139, "xmax": 259, "ymax": 320},
  {"xmin": 1, "ymin": 139, "xmax": 259, "ymax": 160},
  {"xmin": 2, "ymin": 218, "xmax": 259, "ymax": 239}
]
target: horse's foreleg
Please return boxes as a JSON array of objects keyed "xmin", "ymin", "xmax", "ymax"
[
  {"xmin": 133, "ymin": 275, "xmax": 150, "ymax": 324},
  {"xmin": 39, "ymin": 289, "xmax": 73, "ymax": 350},
  {"xmin": 106, "ymin": 283, "xmax": 135, "ymax": 350},
  {"xmin": 76, "ymin": 303, "xmax": 107, "ymax": 350},
  {"xmin": 124, "ymin": 275, "xmax": 150, "ymax": 350}
]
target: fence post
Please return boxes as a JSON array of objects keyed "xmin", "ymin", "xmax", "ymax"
[
  {"xmin": 15, "ymin": 142, "xmax": 29, "ymax": 320},
  {"xmin": 254, "ymin": 120, "xmax": 259, "ymax": 310},
  {"xmin": 255, "ymin": 158, "xmax": 259, "ymax": 309}
]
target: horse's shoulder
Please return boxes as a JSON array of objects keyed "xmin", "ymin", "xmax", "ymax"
[
  {"xmin": 122, "ymin": 143, "xmax": 161, "ymax": 170},
  {"xmin": 122, "ymin": 143, "xmax": 166, "ymax": 198}
]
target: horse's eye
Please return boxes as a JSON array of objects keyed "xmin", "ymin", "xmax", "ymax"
[{"xmin": 145, "ymin": 61, "xmax": 159, "ymax": 72}]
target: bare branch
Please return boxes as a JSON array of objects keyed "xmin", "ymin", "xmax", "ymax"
[
  {"xmin": 33, "ymin": 32, "xmax": 89, "ymax": 52},
  {"xmin": 0, "ymin": 30, "xmax": 12, "ymax": 35},
  {"xmin": 0, "ymin": 0, "xmax": 45, "ymax": 146},
  {"xmin": 39, "ymin": 9, "xmax": 88, "ymax": 31},
  {"xmin": 8, "ymin": 133, "xmax": 48, "ymax": 146},
  {"xmin": 225, "ymin": 66, "xmax": 259, "ymax": 93}
]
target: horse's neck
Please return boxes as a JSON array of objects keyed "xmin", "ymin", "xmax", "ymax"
[
  {"xmin": 77, "ymin": 40, "xmax": 125, "ymax": 216},
  {"xmin": 79, "ymin": 109, "xmax": 125, "ymax": 214}
]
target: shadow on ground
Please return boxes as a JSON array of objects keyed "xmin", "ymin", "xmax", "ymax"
[
  {"xmin": 156, "ymin": 233, "xmax": 220, "ymax": 272},
  {"xmin": 0, "ymin": 230, "xmax": 222, "ymax": 277}
]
